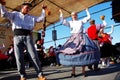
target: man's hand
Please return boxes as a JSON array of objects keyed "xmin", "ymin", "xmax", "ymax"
[
  {"xmin": 0, "ymin": 0, "xmax": 6, "ymax": 5},
  {"xmin": 42, "ymin": 5, "xmax": 51, "ymax": 15},
  {"xmin": 59, "ymin": 9, "xmax": 63, "ymax": 14},
  {"xmin": 42, "ymin": 5, "xmax": 47, "ymax": 10}
]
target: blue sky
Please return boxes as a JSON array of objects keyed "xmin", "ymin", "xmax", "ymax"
[{"xmin": 42, "ymin": 1, "xmax": 120, "ymax": 49}]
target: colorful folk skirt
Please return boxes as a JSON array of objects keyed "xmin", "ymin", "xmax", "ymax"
[{"xmin": 56, "ymin": 33, "xmax": 100, "ymax": 66}]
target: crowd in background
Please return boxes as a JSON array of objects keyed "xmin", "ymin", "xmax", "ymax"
[
  {"xmin": 0, "ymin": 40, "xmax": 63, "ymax": 70},
  {"xmin": 0, "ymin": 39, "xmax": 120, "ymax": 70}
]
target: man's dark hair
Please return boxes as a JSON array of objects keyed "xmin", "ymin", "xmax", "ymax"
[
  {"xmin": 89, "ymin": 19, "xmax": 95, "ymax": 24},
  {"xmin": 22, "ymin": 2, "xmax": 32, "ymax": 7}
]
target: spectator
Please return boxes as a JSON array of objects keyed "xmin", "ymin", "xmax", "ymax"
[
  {"xmin": 48, "ymin": 46, "xmax": 56, "ymax": 66},
  {"xmin": 35, "ymin": 39, "xmax": 45, "ymax": 66},
  {"xmin": 7, "ymin": 44, "xmax": 16, "ymax": 68},
  {"xmin": 23, "ymin": 48, "xmax": 30, "ymax": 69},
  {"xmin": 55, "ymin": 45, "xmax": 62, "ymax": 66}
]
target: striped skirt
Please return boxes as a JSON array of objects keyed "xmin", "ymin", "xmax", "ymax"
[{"xmin": 56, "ymin": 33, "xmax": 100, "ymax": 66}]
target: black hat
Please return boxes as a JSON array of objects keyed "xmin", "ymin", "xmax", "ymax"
[{"xmin": 22, "ymin": 2, "xmax": 32, "ymax": 7}]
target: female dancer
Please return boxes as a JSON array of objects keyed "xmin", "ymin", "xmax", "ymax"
[
  {"xmin": 57, "ymin": 8, "xmax": 100, "ymax": 77},
  {"xmin": 98, "ymin": 25, "xmax": 114, "ymax": 67}
]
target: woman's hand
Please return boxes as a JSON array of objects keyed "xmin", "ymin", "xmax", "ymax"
[{"xmin": 100, "ymin": 15, "xmax": 105, "ymax": 20}]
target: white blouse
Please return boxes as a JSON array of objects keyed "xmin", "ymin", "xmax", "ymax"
[{"xmin": 60, "ymin": 9, "xmax": 90, "ymax": 34}]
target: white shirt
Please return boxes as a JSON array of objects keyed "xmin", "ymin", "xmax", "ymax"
[
  {"xmin": 0, "ymin": 4, "xmax": 45, "ymax": 31},
  {"xmin": 60, "ymin": 9, "xmax": 90, "ymax": 33}
]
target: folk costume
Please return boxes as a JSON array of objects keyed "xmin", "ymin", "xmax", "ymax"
[
  {"xmin": 98, "ymin": 25, "xmax": 114, "ymax": 67},
  {"xmin": 87, "ymin": 19, "xmax": 107, "ymax": 70},
  {"xmin": 98, "ymin": 25, "xmax": 114, "ymax": 58},
  {"xmin": 56, "ymin": 9, "xmax": 100, "ymax": 66}
]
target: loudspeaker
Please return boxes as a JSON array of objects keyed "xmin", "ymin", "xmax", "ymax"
[
  {"xmin": 52, "ymin": 30, "xmax": 57, "ymax": 41},
  {"xmin": 112, "ymin": 0, "xmax": 120, "ymax": 23},
  {"xmin": 38, "ymin": 33, "xmax": 41, "ymax": 40}
]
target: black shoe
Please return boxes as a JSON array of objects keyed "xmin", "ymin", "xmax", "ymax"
[
  {"xmin": 84, "ymin": 74, "xmax": 87, "ymax": 77},
  {"xmin": 94, "ymin": 68, "xmax": 100, "ymax": 71},
  {"xmin": 71, "ymin": 73, "xmax": 76, "ymax": 77},
  {"xmin": 88, "ymin": 67, "xmax": 93, "ymax": 71}
]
